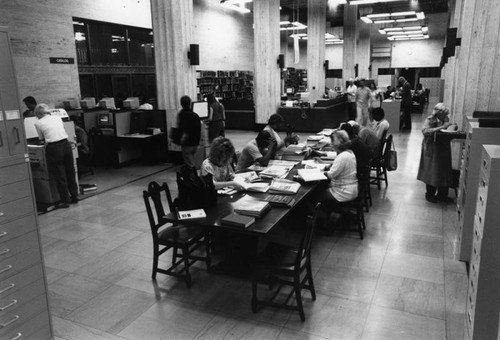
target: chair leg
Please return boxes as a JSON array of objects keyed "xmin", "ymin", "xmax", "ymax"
[
  {"xmin": 152, "ymin": 249, "xmax": 159, "ymax": 280},
  {"xmin": 183, "ymin": 246, "xmax": 192, "ymax": 287},
  {"xmin": 172, "ymin": 246, "xmax": 178, "ymax": 266},
  {"xmin": 306, "ymin": 262, "xmax": 316, "ymax": 301},
  {"xmin": 294, "ymin": 276, "xmax": 305, "ymax": 322},
  {"xmin": 204, "ymin": 234, "xmax": 211, "ymax": 271},
  {"xmin": 251, "ymin": 278, "xmax": 258, "ymax": 313},
  {"xmin": 376, "ymin": 167, "xmax": 381, "ymax": 190},
  {"xmin": 357, "ymin": 207, "xmax": 364, "ymax": 240},
  {"xmin": 383, "ymin": 167, "xmax": 388, "ymax": 187}
]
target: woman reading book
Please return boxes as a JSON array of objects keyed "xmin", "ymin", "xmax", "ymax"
[{"xmin": 201, "ymin": 137, "xmax": 244, "ymax": 191}]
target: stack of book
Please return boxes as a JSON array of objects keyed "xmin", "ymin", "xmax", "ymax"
[
  {"xmin": 233, "ymin": 196, "xmax": 271, "ymax": 217},
  {"xmin": 269, "ymin": 178, "xmax": 300, "ymax": 194},
  {"xmin": 262, "ymin": 194, "xmax": 296, "ymax": 208},
  {"xmin": 221, "ymin": 212, "xmax": 255, "ymax": 228}
]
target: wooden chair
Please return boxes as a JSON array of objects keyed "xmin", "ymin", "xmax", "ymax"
[
  {"xmin": 338, "ymin": 177, "xmax": 367, "ymax": 240},
  {"xmin": 358, "ymin": 163, "xmax": 372, "ymax": 213},
  {"xmin": 251, "ymin": 203, "xmax": 320, "ymax": 322},
  {"xmin": 143, "ymin": 181, "xmax": 211, "ymax": 287},
  {"xmin": 370, "ymin": 134, "xmax": 392, "ymax": 190}
]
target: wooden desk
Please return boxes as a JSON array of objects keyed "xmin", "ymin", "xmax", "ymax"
[{"xmin": 162, "ymin": 167, "xmax": 321, "ymax": 237}]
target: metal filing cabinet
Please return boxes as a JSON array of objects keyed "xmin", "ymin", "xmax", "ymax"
[
  {"xmin": 456, "ymin": 120, "xmax": 500, "ymax": 263},
  {"xmin": 465, "ymin": 145, "xmax": 500, "ymax": 340},
  {"xmin": 0, "ymin": 27, "xmax": 52, "ymax": 339}
]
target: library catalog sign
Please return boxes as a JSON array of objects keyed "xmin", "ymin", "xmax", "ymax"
[{"xmin": 49, "ymin": 57, "xmax": 74, "ymax": 64}]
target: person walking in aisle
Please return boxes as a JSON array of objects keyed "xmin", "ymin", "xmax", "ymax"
[
  {"xmin": 346, "ymin": 79, "xmax": 357, "ymax": 121},
  {"xmin": 399, "ymin": 76, "xmax": 413, "ymax": 131},
  {"xmin": 206, "ymin": 93, "xmax": 225, "ymax": 143},
  {"xmin": 355, "ymin": 79, "xmax": 371, "ymax": 127},
  {"xmin": 34, "ymin": 104, "xmax": 78, "ymax": 208},
  {"xmin": 177, "ymin": 95, "xmax": 201, "ymax": 168}
]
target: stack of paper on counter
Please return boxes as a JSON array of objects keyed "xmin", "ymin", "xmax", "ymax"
[
  {"xmin": 301, "ymin": 159, "xmax": 332, "ymax": 171},
  {"xmin": 233, "ymin": 171, "xmax": 270, "ymax": 192},
  {"xmin": 297, "ymin": 168, "xmax": 328, "ymax": 182},
  {"xmin": 269, "ymin": 178, "xmax": 301, "ymax": 194},
  {"xmin": 233, "ymin": 196, "xmax": 271, "ymax": 217}
]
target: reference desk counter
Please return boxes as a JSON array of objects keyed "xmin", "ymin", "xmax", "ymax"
[{"xmin": 278, "ymin": 97, "xmax": 348, "ymax": 133}]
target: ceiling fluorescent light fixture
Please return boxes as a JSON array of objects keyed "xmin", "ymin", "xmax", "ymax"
[
  {"xmin": 348, "ymin": 0, "xmax": 401, "ymax": 4},
  {"xmin": 220, "ymin": 0, "xmax": 251, "ymax": 13},
  {"xmin": 396, "ymin": 18, "xmax": 418, "ymax": 22},
  {"xmin": 280, "ymin": 21, "xmax": 307, "ymax": 31},
  {"xmin": 361, "ymin": 17, "xmax": 373, "ymax": 23},
  {"xmin": 374, "ymin": 19, "xmax": 395, "ymax": 24},
  {"xmin": 280, "ymin": 21, "xmax": 291, "ymax": 25}
]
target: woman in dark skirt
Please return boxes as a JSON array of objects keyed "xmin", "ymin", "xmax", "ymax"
[
  {"xmin": 417, "ymin": 103, "xmax": 457, "ymax": 203},
  {"xmin": 206, "ymin": 93, "xmax": 225, "ymax": 143}
]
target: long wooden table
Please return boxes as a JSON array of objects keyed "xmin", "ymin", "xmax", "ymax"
[{"xmin": 162, "ymin": 166, "xmax": 321, "ymax": 237}]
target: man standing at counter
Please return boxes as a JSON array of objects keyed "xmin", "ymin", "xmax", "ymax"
[
  {"xmin": 399, "ymin": 76, "xmax": 412, "ymax": 131},
  {"xmin": 346, "ymin": 79, "xmax": 357, "ymax": 120},
  {"xmin": 34, "ymin": 104, "xmax": 78, "ymax": 208}
]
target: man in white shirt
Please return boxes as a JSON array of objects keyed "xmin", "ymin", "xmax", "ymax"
[
  {"xmin": 346, "ymin": 79, "xmax": 357, "ymax": 120},
  {"xmin": 34, "ymin": 104, "xmax": 78, "ymax": 208}
]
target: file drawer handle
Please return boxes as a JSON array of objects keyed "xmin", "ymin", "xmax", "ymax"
[
  {"xmin": 481, "ymin": 179, "xmax": 486, "ymax": 187},
  {"xmin": 11, "ymin": 333, "xmax": 22, "ymax": 340},
  {"xmin": 478, "ymin": 214, "xmax": 482, "ymax": 224},
  {"xmin": 0, "ymin": 232, "xmax": 7, "ymax": 238},
  {"xmin": 0, "ymin": 249, "xmax": 10, "ymax": 256},
  {"xmin": 479, "ymin": 195, "xmax": 483, "ymax": 203},
  {"xmin": 0, "ymin": 315, "xmax": 19, "ymax": 327},
  {"xmin": 0, "ymin": 283, "xmax": 15, "ymax": 294},
  {"xmin": 0, "ymin": 300, "xmax": 17, "ymax": 311},
  {"xmin": 13, "ymin": 128, "xmax": 20, "ymax": 144},
  {"xmin": 483, "ymin": 159, "xmax": 487, "ymax": 168},
  {"xmin": 0, "ymin": 265, "xmax": 12, "ymax": 274}
]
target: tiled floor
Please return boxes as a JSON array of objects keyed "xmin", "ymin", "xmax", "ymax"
[{"xmin": 40, "ymin": 103, "xmax": 468, "ymax": 340}]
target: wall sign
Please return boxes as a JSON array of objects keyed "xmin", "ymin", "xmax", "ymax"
[{"xmin": 49, "ymin": 57, "xmax": 74, "ymax": 64}]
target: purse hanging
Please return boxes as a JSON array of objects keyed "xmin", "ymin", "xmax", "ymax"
[{"xmin": 387, "ymin": 138, "xmax": 398, "ymax": 171}]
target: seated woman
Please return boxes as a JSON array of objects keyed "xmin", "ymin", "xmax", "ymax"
[
  {"xmin": 200, "ymin": 137, "xmax": 244, "ymax": 191},
  {"xmin": 316, "ymin": 130, "xmax": 358, "ymax": 227},
  {"xmin": 263, "ymin": 113, "xmax": 299, "ymax": 154},
  {"xmin": 417, "ymin": 103, "xmax": 457, "ymax": 203},
  {"xmin": 340, "ymin": 122, "xmax": 372, "ymax": 175},
  {"xmin": 371, "ymin": 107, "xmax": 390, "ymax": 141}
]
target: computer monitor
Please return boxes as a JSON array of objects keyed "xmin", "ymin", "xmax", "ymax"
[
  {"xmin": 298, "ymin": 85, "xmax": 306, "ymax": 92},
  {"xmin": 63, "ymin": 98, "xmax": 80, "ymax": 110},
  {"xmin": 192, "ymin": 101, "xmax": 209, "ymax": 119},
  {"xmin": 97, "ymin": 112, "xmax": 113, "ymax": 127},
  {"xmin": 286, "ymin": 88, "xmax": 294, "ymax": 94},
  {"xmin": 122, "ymin": 97, "xmax": 140, "ymax": 110},
  {"xmin": 98, "ymin": 97, "xmax": 116, "ymax": 110},
  {"xmin": 80, "ymin": 97, "xmax": 96, "ymax": 109}
]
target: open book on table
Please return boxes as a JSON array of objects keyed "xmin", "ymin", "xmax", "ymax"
[
  {"xmin": 297, "ymin": 168, "xmax": 328, "ymax": 182},
  {"xmin": 233, "ymin": 171, "xmax": 270, "ymax": 192},
  {"xmin": 269, "ymin": 178, "xmax": 300, "ymax": 194}
]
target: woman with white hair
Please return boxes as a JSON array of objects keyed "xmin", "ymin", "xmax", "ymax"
[
  {"xmin": 417, "ymin": 103, "xmax": 457, "ymax": 203},
  {"xmin": 34, "ymin": 104, "xmax": 78, "ymax": 208}
]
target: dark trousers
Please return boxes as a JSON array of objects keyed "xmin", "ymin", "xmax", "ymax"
[
  {"xmin": 426, "ymin": 184, "xmax": 448, "ymax": 199},
  {"xmin": 348, "ymin": 102, "xmax": 357, "ymax": 121},
  {"xmin": 400, "ymin": 104, "xmax": 412, "ymax": 130},
  {"xmin": 46, "ymin": 140, "xmax": 78, "ymax": 203}
]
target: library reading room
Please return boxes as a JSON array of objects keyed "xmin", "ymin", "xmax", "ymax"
[{"xmin": 1, "ymin": 0, "xmax": 499, "ymax": 339}]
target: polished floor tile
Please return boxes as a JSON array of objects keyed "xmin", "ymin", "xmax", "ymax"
[
  {"xmin": 382, "ymin": 252, "xmax": 444, "ymax": 284},
  {"xmin": 372, "ymin": 273, "xmax": 445, "ymax": 319},
  {"xmin": 362, "ymin": 305, "xmax": 446, "ymax": 340},
  {"xmin": 387, "ymin": 231, "xmax": 444, "ymax": 258},
  {"xmin": 52, "ymin": 316, "xmax": 129, "ymax": 340},
  {"xmin": 66, "ymin": 284, "xmax": 157, "ymax": 334}
]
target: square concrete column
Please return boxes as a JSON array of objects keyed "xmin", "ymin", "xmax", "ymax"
[
  {"xmin": 151, "ymin": 0, "xmax": 196, "ymax": 150},
  {"xmin": 253, "ymin": 0, "xmax": 280, "ymax": 124},
  {"xmin": 343, "ymin": 4, "xmax": 358, "ymax": 81},
  {"xmin": 307, "ymin": 0, "xmax": 326, "ymax": 103}
]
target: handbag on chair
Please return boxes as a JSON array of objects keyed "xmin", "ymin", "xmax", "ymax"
[
  {"xmin": 386, "ymin": 138, "xmax": 398, "ymax": 171},
  {"xmin": 175, "ymin": 165, "xmax": 217, "ymax": 210}
]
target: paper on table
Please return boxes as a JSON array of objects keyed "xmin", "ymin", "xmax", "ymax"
[
  {"xmin": 301, "ymin": 159, "xmax": 331, "ymax": 171},
  {"xmin": 297, "ymin": 169, "xmax": 328, "ymax": 182},
  {"xmin": 178, "ymin": 209, "xmax": 206, "ymax": 220}
]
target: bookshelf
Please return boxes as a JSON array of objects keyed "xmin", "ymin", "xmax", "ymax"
[
  {"xmin": 196, "ymin": 70, "xmax": 254, "ymax": 101},
  {"xmin": 283, "ymin": 68, "xmax": 308, "ymax": 93}
]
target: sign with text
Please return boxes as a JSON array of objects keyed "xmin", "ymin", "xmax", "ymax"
[{"xmin": 49, "ymin": 57, "xmax": 74, "ymax": 64}]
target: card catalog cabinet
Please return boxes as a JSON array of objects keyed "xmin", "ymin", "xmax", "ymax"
[
  {"xmin": 456, "ymin": 120, "xmax": 500, "ymax": 263},
  {"xmin": 465, "ymin": 145, "xmax": 500, "ymax": 340},
  {"xmin": 0, "ymin": 27, "xmax": 52, "ymax": 339}
]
